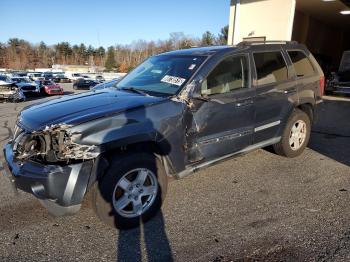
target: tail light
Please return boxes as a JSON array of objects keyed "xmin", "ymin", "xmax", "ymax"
[{"xmin": 319, "ymin": 76, "xmax": 325, "ymax": 96}]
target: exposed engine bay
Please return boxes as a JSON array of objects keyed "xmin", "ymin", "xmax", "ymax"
[{"xmin": 12, "ymin": 124, "xmax": 99, "ymax": 163}]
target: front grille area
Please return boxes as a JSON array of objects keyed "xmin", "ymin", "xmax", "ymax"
[
  {"xmin": 21, "ymin": 86, "xmax": 36, "ymax": 91},
  {"xmin": 49, "ymin": 89, "xmax": 62, "ymax": 93}
]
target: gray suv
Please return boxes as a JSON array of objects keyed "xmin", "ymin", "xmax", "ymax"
[{"xmin": 3, "ymin": 41, "xmax": 324, "ymax": 229}]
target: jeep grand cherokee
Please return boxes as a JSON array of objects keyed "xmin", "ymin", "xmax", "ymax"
[{"xmin": 2, "ymin": 41, "xmax": 324, "ymax": 229}]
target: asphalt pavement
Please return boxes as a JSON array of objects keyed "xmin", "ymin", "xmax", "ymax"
[{"xmin": 0, "ymin": 84, "xmax": 350, "ymax": 261}]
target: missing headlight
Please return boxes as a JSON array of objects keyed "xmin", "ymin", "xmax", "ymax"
[{"xmin": 13, "ymin": 124, "xmax": 99, "ymax": 163}]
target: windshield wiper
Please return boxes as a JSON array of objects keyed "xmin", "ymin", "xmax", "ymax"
[{"xmin": 122, "ymin": 87, "xmax": 150, "ymax": 96}]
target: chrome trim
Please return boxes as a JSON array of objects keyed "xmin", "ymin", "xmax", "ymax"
[
  {"xmin": 198, "ymin": 130, "xmax": 252, "ymax": 146},
  {"xmin": 254, "ymin": 120, "xmax": 281, "ymax": 132},
  {"xmin": 176, "ymin": 136, "xmax": 281, "ymax": 179}
]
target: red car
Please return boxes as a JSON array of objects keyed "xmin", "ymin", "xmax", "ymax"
[{"xmin": 42, "ymin": 80, "xmax": 64, "ymax": 95}]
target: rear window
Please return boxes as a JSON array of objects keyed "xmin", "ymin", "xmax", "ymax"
[
  {"xmin": 288, "ymin": 51, "xmax": 315, "ymax": 78},
  {"xmin": 253, "ymin": 51, "xmax": 288, "ymax": 86}
]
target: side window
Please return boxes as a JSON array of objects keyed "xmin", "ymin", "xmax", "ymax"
[
  {"xmin": 288, "ymin": 50, "xmax": 315, "ymax": 77},
  {"xmin": 253, "ymin": 52, "xmax": 288, "ymax": 86},
  {"xmin": 201, "ymin": 56, "xmax": 249, "ymax": 96}
]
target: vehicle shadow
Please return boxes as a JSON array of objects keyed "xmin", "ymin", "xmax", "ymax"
[
  {"xmin": 308, "ymin": 96, "xmax": 350, "ymax": 167},
  {"xmin": 116, "ymin": 212, "xmax": 173, "ymax": 262},
  {"xmin": 63, "ymin": 91, "xmax": 75, "ymax": 95}
]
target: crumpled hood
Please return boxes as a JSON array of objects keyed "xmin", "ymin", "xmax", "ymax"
[{"xmin": 19, "ymin": 89, "xmax": 167, "ymax": 131}]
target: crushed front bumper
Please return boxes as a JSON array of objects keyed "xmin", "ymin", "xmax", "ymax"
[{"xmin": 2, "ymin": 143, "xmax": 94, "ymax": 216}]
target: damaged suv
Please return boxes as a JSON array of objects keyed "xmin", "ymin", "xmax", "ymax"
[
  {"xmin": 3, "ymin": 42, "xmax": 324, "ymax": 229},
  {"xmin": 0, "ymin": 75, "xmax": 25, "ymax": 102}
]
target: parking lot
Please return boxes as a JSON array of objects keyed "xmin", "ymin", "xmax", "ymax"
[{"xmin": 0, "ymin": 84, "xmax": 350, "ymax": 261}]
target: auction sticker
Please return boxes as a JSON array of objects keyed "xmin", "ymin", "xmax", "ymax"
[{"xmin": 161, "ymin": 75, "xmax": 186, "ymax": 86}]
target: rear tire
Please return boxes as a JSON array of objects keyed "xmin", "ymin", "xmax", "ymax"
[
  {"xmin": 91, "ymin": 152, "xmax": 168, "ymax": 229},
  {"xmin": 273, "ymin": 109, "xmax": 311, "ymax": 158}
]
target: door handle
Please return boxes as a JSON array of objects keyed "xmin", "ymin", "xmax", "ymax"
[{"xmin": 235, "ymin": 99, "xmax": 253, "ymax": 107}]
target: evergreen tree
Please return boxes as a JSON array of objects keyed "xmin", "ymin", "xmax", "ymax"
[
  {"xmin": 201, "ymin": 31, "xmax": 215, "ymax": 46},
  {"xmin": 218, "ymin": 25, "xmax": 229, "ymax": 45},
  {"xmin": 105, "ymin": 46, "xmax": 116, "ymax": 71}
]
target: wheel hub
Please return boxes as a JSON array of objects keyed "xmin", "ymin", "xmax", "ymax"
[
  {"xmin": 289, "ymin": 120, "xmax": 307, "ymax": 151},
  {"xmin": 112, "ymin": 168, "xmax": 158, "ymax": 218}
]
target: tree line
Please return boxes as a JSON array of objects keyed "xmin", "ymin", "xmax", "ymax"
[{"xmin": 0, "ymin": 26, "xmax": 228, "ymax": 73}]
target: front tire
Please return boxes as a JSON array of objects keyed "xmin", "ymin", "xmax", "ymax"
[
  {"xmin": 92, "ymin": 153, "xmax": 168, "ymax": 229},
  {"xmin": 273, "ymin": 109, "xmax": 311, "ymax": 158}
]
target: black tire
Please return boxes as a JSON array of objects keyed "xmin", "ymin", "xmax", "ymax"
[
  {"xmin": 273, "ymin": 109, "xmax": 311, "ymax": 158},
  {"xmin": 91, "ymin": 152, "xmax": 168, "ymax": 229},
  {"xmin": 73, "ymin": 85, "xmax": 77, "ymax": 90}
]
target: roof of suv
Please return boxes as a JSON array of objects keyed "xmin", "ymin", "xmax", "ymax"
[
  {"xmin": 160, "ymin": 41, "xmax": 306, "ymax": 57},
  {"xmin": 161, "ymin": 46, "xmax": 238, "ymax": 56}
]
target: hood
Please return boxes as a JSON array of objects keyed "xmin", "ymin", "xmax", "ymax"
[
  {"xmin": 0, "ymin": 80, "xmax": 14, "ymax": 86},
  {"xmin": 16, "ymin": 82, "xmax": 37, "ymax": 87},
  {"xmin": 18, "ymin": 89, "xmax": 167, "ymax": 131},
  {"xmin": 45, "ymin": 84, "xmax": 60, "ymax": 88}
]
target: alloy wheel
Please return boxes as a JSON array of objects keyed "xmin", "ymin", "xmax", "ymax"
[
  {"xmin": 112, "ymin": 168, "xmax": 158, "ymax": 218},
  {"xmin": 289, "ymin": 120, "xmax": 307, "ymax": 151}
]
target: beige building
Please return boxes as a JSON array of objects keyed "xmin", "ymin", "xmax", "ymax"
[{"xmin": 228, "ymin": 0, "xmax": 350, "ymax": 69}]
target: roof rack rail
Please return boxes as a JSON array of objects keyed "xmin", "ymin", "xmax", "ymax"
[{"xmin": 237, "ymin": 40, "xmax": 299, "ymax": 47}]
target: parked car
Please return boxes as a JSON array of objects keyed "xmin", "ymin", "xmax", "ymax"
[
  {"xmin": 41, "ymin": 80, "xmax": 64, "ymax": 95},
  {"xmin": 12, "ymin": 71, "xmax": 28, "ymax": 77},
  {"xmin": 53, "ymin": 74, "xmax": 70, "ymax": 83},
  {"xmin": 2, "ymin": 42, "xmax": 324, "ymax": 229},
  {"xmin": 66, "ymin": 73, "xmax": 84, "ymax": 82},
  {"xmin": 11, "ymin": 77, "xmax": 40, "ymax": 96},
  {"xmin": 91, "ymin": 78, "xmax": 119, "ymax": 91},
  {"xmin": 42, "ymin": 72, "xmax": 54, "ymax": 81},
  {"xmin": 73, "ymin": 79, "xmax": 98, "ymax": 89},
  {"xmin": 28, "ymin": 72, "xmax": 44, "ymax": 81},
  {"xmin": 325, "ymin": 50, "xmax": 350, "ymax": 95},
  {"xmin": 0, "ymin": 75, "xmax": 25, "ymax": 102},
  {"xmin": 95, "ymin": 75, "xmax": 105, "ymax": 83},
  {"xmin": 79, "ymin": 75, "xmax": 92, "ymax": 80}
]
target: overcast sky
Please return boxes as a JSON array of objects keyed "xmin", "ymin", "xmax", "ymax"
[{"xmin": 0, "ymin": 0, "xmax": 230, "ymax": 47}]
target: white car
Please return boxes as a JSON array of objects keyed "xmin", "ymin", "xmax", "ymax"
[
  {"xmin": 66, "ymin": 73, "xmax": 83, "ymax": 81},
  {"xmin": 28, "ymin": 73, "xmax": 44, "ymax": 81},
  {"xmin": 0, "ymin": 75, "xmax": 25, "ymax": 102}
]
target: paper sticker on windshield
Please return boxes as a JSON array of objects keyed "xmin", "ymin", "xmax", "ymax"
[
  {"xmin": 188, "ymin": 64, "xmax": 196, "ymax": 70},
  {"xmin": 161, "ymin": 75, "xmax": 186, "ymax": 86}
]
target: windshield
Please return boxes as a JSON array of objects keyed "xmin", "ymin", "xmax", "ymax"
[
  {"xmin": 117, "ymin": 55, "xmax": 206, "ymax": 95},
  {"xmin": 0, "ymin": 76, "xmax": 9, "ymax": 81}
]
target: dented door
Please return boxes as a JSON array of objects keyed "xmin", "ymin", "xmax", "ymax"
[{"xmin": 185, "ymin": 55, "xmax": 255, "ymax": 163}]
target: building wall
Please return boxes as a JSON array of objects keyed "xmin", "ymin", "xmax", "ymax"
[{"xmin": 228, "ymin": 0, "xmax": 296, "ymax": 45}]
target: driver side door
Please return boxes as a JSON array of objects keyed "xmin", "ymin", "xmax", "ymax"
[{"xmin": 186, "ymin": 54, "xmax": 255, "ymax": 163}]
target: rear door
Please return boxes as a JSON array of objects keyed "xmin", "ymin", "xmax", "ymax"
[
  {"xmin": 252, "ymin": 48, "xmax": 298, "ymax": 144},
  {"xmin": 286, "ymin": 49, "xmax": 322, "ymax": 101}
]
